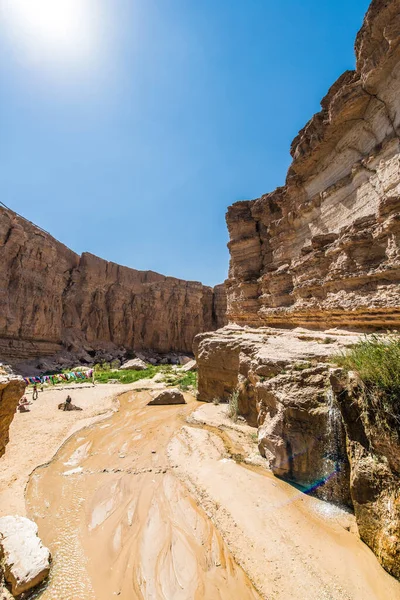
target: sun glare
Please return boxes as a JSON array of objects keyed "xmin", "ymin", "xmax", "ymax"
[{"xmin": 0, "ymin": 0, "xmax": 100, "ymax": 66}]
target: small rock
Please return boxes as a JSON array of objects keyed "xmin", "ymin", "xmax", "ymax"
[
  {"xmin": 178, "ymin": 356, "xmax": 193, "ymax": 366},
  {"xmin": 181, "ymin": 359, "xmax": 197, "ymax": 372}
]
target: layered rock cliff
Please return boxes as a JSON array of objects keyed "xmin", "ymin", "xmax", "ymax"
[
  {"xmin": 195, "ymin": 0, "xmax": 400, "ymax": 581},
  {"xmin": 227, "ymin": 0, "xmax": 400, "ymax": 330},
  {"xmin": 0, "ymin": 205, "xmax": 226, "ymax": 363}
]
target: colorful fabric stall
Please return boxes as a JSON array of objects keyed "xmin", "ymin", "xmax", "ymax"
[{"xmin": 24, "ymin": 369, "xmax": 94, "ymax": 385}]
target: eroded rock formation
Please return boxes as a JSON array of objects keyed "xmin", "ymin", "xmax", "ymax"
[
  {"xmin": 226, "ymin": 0, "xmax": 400, "ymax": 331},
  {"xmin": 0, "ymin": 367, "xmax": 25, "ymax": 459},
  {"xmin": 195, "ymin": 326, "xmax": 355, "ymax": 506},
  {"xmin": 196, "ymin": 0, "xmax": 400, "ymax": 580},
  {"xmin": 331, "ymin": 371, "xmax": 400, "ymax": 579},
  {"xmin": 0, "ymin": 205, "xmax": 226, "ymax": 365}
]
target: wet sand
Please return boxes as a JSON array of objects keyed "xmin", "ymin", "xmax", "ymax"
[
  {"xmin": 0, "ymin": 383, "xmax": 133, "ymax": 517},
  {"xmin": 3, "ymin": 385, "xmax": 400, "ymax": 599},
  {"xmin": 170, "ymin": 404, "xmax": 400, "ymax": 600},
  {"xmin": 26, "ymin": 391, "xmax": 260, "ymax": 599}
]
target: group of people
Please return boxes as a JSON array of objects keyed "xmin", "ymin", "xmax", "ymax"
[
  {"xmin": 18, "ymin": 385, "xmax": 82, "ymax": 413},
  {"xmin": 17, "ymin": 383, "xmax": 39, "ymax": 412}
]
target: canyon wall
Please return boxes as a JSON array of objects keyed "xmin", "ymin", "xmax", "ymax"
[
  {"xmin": 227, "ymin": 0, "xmax": 400, "ymax": 330},
  {"xmin": 195, "ymin": 0, "xmax": 400, "ymax": 580},
  {"xmin": 0, "ymin": 205, "xmax": 226, "ymax": 363}
]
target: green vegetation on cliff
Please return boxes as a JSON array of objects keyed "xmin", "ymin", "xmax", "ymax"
[{"xmin": 334, "ymin": 335, "xmax": 400, "ymax": 432}]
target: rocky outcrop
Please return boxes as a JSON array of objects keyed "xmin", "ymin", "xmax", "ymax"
[
  {"xmin": 0, "ymin": 516, "xmax": 51, "ymax": 596},
  {"xmin": 330, "ymin": 371, "xmax": 400, "ymax": 579},
  {"xmin": 0, "ymin": 368, "xmax": 25, "ymax": 458},
  {"xmin": 195, "ymin": 326, "xmax": 355, "ymax": 505},
  {"xmin": 226, "ymin": 0, "xmax": 400, "ymax": 331},
  {"xmin": 196, "ymin": 1, "xmax": 400, "ymax": 575},
  {"xmin": 0, "ymin": 205, "xmax": 226, "ymax": 364},
  {"xmin": 195, "ymin": 326, "xmax": 400, "ymax": 575}
]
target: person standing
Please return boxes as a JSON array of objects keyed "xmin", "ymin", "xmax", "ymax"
[{"xmin": 32, "ymin": 384, "xmax": 39, "ymax": 401}]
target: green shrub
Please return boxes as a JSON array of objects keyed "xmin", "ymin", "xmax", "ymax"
[
  {"xmin": 333, "ymin": 334, "xmax": 400, "ymax": 430},
  {"xmin": 89, "ymin": 363, "xmax": 198, "ymax": 390},
  {"xmin": 94, "ymin": 366, "xmax": 158, "ymax": 384},
  {"xmin": 333, "ymin": 335, "xmax": 400, "ymax": 396},
  {"xmin": 161, "ymin": 370, "xmax": 197, "ymax": 391},
  {"xmin": 228, "ymin": 389, "xmax": 239, "ymax": 423},
  {"xmin": 292, "ymin": 361, "xmax": 312, "ymax": 371}
]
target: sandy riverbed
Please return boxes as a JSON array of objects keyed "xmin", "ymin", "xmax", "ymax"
[
  {"xmin": 0, "ymin": 381, "xmax": 161, "ymax": 517},
  {"xmin": 1, "ymin": 384, "xmax": 400, "ymax": 599}
]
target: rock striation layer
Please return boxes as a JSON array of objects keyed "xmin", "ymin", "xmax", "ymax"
[
  {"xmin": 0, "ymin": 205, "xmax": 226, "ymax": 364},
  {"xmin": 226, "ymin": 0, "xmax": 400, "ymax": 331}
]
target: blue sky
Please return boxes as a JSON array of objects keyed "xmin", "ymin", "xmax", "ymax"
[{"xmin": 0, "ymin": 0, "xmax": 371, "ymax": 286}]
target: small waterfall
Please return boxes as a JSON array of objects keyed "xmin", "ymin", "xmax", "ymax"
[{"xmin": 321, "ymin": 388, "xmax": 344, "ymax": 503}]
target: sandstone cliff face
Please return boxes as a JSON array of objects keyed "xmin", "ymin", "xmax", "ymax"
[
  {"xmin": 196, "ymin": 0, "xmax": 400, "ymax": 580},
  {"xmin": 0, "ymin": 367, "xmax": 25, "ymax": 458},
  {"xmin": 195, "ymin": 326, "xmax": 399, "ymax": 576},
  {"xmin": 226, "ymin": 0, "xmax": 400, "ymax": 330},
  {"xmin": 0, "ymin": 205, "xmax": 226, "ymax": 363}
]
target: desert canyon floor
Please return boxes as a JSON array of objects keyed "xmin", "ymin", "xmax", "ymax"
[{"xmin": 0, "ymin": 382, "xmax": 399, "ymax": 600}]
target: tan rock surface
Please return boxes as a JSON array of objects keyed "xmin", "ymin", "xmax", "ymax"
[
  {"xmin": 0, "ymin": 206, "xmax": 226, "ymax": 364},
  {"xmin": 331, "ymin": 371, "xmax": 400, "ymax": 580},
  {"xmin": 195, "ymin": 324, "xmax": 400, "ymax": 578},
  {"xmin": 195, "ymin": 0, "xmax": 400, "ymax": 579},
  {"xmin": 148, "ymin": 388, "xmax": 186, "ymax": 405},
  {"xmin": 181, "ymin": 359, "xmax": 197, "ymax": 372},
  {"xmin": 0, "ymin": 516, "xmax": 51, "ymax": 596},
  {"xmin": 195, "ymin": 326, "xmax": 356, "ymax": 505},
  {"xmin": 0, "ymin": 371, "xmax": 25, "ymax": 459},
  {"xmin": 120, "ymin": 358, "xmax": 147, "ymax": 371},
  {"xmin": 225, "ymin": 0, "xmax": 400, "ymax": 330}
]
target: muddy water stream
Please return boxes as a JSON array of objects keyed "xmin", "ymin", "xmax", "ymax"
[{"xmin": 26, "ymin": 391, "xmax": 260, "ymax": 600}]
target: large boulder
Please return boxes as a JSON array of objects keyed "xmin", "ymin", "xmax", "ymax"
[
  {"xmin": 148, "ymin": 389, "xmax": 186, "ymax": 406},
  {"xmin": 120, "ymin": 358, "xmax": 147, "ymax": 371},
  {"xmin": 0, "ymin": 516, "xmax": 51, "ymax": 596}
]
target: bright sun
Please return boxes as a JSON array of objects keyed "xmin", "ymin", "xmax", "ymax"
[{"xmin": 1, "ymin": 0, "xmax": 99, "ymax": 65}]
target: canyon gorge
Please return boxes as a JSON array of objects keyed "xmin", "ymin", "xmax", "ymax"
[
  {"xmin": 0, "ymin": 203, "xmax": 226, "ymax": 368},
  {"xmin": 1, "ymin": 0, "xmax": 400, "ymax": 597}
]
